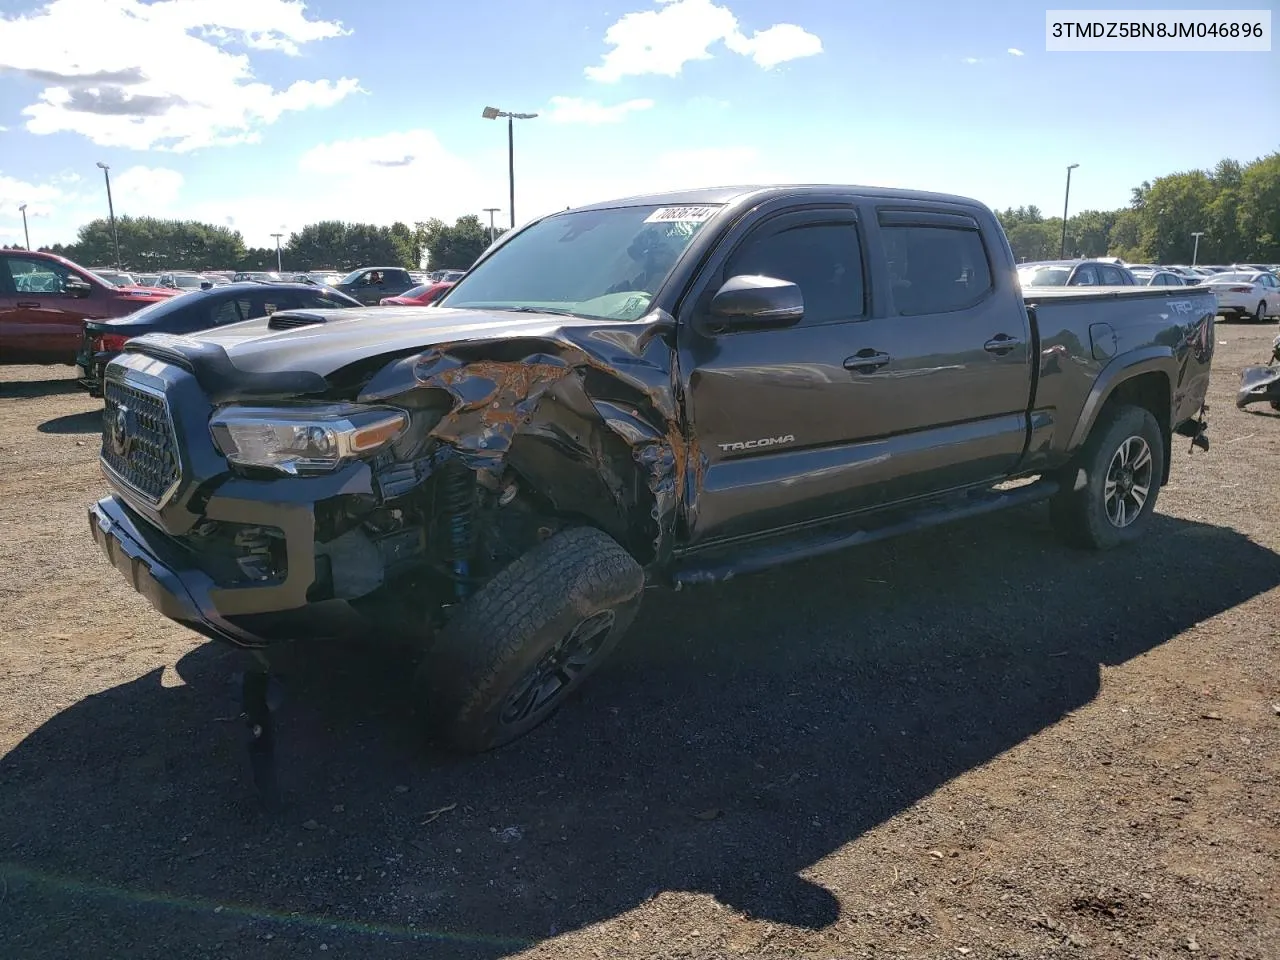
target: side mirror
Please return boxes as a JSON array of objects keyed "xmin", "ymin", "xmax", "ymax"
[
  {"xmin": 65, "ymin": 276, "xmax": 93, "ymax": 298},
  {"xmin": 706, "ymin": 275, "xmax": 803, "ymax": 333},
  {"xmin": 200, "ymin": 280, "xmax": 213, "ymax": 290}
]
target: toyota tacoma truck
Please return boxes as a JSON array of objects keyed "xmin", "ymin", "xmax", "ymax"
[{"xmin": 88, "ymin": 185, "xmax": 1215, "ymax": 755}]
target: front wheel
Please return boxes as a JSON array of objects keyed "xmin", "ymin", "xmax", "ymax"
[
  {"xmin": 1254, "ymin": 301, "xmax": 1267, "ymax": 323},
  {"xmin": 1050, "ymin": 403, "xmax": 1165, "ymax": 550},
  {"xmin": 415, "ymin": 526, "xmax": 645, "ymax": 753}
]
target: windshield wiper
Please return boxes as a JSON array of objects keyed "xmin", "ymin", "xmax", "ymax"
[{"xmin": 494, "ymin": 306, "xmax": 583, "ymax": 317}]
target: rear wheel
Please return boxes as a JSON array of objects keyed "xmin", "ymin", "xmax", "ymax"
[
  {"xmin": 1050, "ymin": 403, "xmax": 1165, "ymax": 550},
  {"xmin": 415, "ymin": 526, "xmax": 645, "ymax": 753}
]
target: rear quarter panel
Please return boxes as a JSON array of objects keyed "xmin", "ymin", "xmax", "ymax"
[{"xmin": 1021, "ymin": 286, "xmax": 1215, "ymax": 466}]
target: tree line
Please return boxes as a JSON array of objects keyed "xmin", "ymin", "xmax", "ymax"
[
  {"xmin": 998, "ymin": 152, "xmax": 1278, "ymax": 264},
  {"xmin": 12, "ymin": 151, "xmax": 1276, "ymax": 271},
  {"xmin": 24, "ymin": 214, "xmax": 505, "ymax": 274}
]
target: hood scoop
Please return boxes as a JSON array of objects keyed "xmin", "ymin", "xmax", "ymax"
[{"xmin": 268, "ymin": 311, "xmax": 328, "ymax": 330}]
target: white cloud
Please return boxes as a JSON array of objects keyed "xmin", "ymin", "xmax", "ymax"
[
  {"xmin": 585, "ymin": 0, "xmax": 821, "ymax": 82},
  {"xmin": 0, "ymin": 0, "xmax": 359, "ymax": 152},
  {"xmin": 545, "ymin": 96, "xmax": 656, "ymax": 124},
  {"xmin": 1008, "ymin": 47, "xmax": 1025, "ymax": 56},
  {"xmin": 962, "ymin": 57, "xmax": 982, "ymax": 64},
  {"xmin": 112, "ymin": 166, "xmax": 185, "ymax": 207},
  {"xmin": 724, "ymin": 23, "xmax": 824, "ymax": 69}
]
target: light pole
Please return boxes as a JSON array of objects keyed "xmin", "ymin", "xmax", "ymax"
[
  {"xmin": 18, "ymin": 203, "xmax": 29, "ymax": 250},
  {"xmin": 1191, "ymin": 231, "xmax": 1205, "ymax": 266},
  {"xmin": 482, "ymin": 106, "xmax": 537, "ymax": 229},
  {"xmin": 1060, "ymin": 163, "xmax": 1079, "ymax": 259},
  {"xmin": 482, "ymin": 207, "xmax": 500, "ymax": 246},
  {"xmin": 96, "ymin": 160, "xmax": 120, "ymax": 267},
  {"xmin": 270, "ymin": 232, "xmax": 284, "ymax": 273}
]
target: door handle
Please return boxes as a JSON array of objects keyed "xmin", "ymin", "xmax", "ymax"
[
  {"xmin": 17, "ymin": 301, "xmax": 40, "ymax": 308},
  {"xmin": 844, "ymin": 349, "xmax": 892, "ymax": 372},
  {"xmin": 983, "ymin": 334, "xmax": 1022, "ymax": 355}
]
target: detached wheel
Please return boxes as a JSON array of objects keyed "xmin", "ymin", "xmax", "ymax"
[
  {"xmin": 1050, "ymin": 403, "xmax": 1165, "ymax": 550},
  {"xmin": 417, "ymin": 526, "xmax": 645, "ymax": 753}
]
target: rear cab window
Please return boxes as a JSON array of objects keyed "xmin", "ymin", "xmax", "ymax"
[{"xmin": 878, "ymin": 212, "xmax": 994, "ymax": 316}]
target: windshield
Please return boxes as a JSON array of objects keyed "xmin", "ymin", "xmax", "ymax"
[
  {"xmin": 173, "ymin": 275, "xmax": 204, "ymax": 288},
  {"xmin": 1018, "ymin": 266, "xmax": 1071, "ymax": 286},
  {"xmin": 400, "ymin": 284, "xmax": 430, "ymax": 299},
  {"xmin": 338, "ymin": 268, "xmax": 366, "ymax": 285},
  {"xmin": 440, "ymin": 203, "xmax": 721, "ymax": 320}
]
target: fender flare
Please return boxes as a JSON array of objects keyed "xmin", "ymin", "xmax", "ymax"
[{"xmin": 1067, "ymin": 346, "xmax": 1177, "ymax": 452}]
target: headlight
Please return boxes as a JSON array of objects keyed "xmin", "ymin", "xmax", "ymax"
[{"xmin": 209, "ymin": 404, "xmax": 408, "ymax": 475}]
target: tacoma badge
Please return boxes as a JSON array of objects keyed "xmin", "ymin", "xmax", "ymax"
[{"xmin": 717, "ymin": 434, "xmax": 796, "ymax": 452}]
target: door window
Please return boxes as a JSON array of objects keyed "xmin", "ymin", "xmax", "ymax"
[
  {"xmin": 206, "ymin": 298, "xmax": 253, "ymax": 326},
  {"xmin": 725, "ymin": 221, "xmax": 865, "ymax": 325},
  {"xmin": 1098, "ymin": 265, "xmax": 1128, "ymax": 285},
  {"xmin": 1071, "ymin": 265, "xmax": 1100, "ymax": 285},
  {"xmin": 5, "ymin": 256, "xmax": 75, "ymax": 295},
  {"xmin": 880, "ymin": 225, "xmax": 993, "ymax": 316}
]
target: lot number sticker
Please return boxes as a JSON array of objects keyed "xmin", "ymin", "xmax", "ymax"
[{"xmin": 643, "ymin": 205, "xmax": 718, "ymax": 224}]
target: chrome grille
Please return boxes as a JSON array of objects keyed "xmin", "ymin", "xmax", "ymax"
[{"xmin": 101, "ymin": 378, "xmax": 181, "ymax": 504}]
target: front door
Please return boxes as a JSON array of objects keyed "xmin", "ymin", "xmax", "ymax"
[
  {"xmin": 0, "ymin": 255, "xmax": 102, "ymax": 363},
  {"xmin": 677, "ymin": 202, "xmax": 1032, "ymax": 551}
]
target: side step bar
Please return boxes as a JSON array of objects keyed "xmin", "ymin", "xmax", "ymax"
[{"xmin": 670, "ymin": 478, "xmax": 1060, "ymax": 586}]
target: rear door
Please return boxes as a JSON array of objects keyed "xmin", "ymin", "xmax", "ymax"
[{"xmin": 0, "ymin": 255, "xmax": 103, "ymax": 363}]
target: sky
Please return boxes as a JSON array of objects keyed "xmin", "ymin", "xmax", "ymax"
[{"xmin": 0, "ymin": 0, "xmax": 1277, "ymax": 251}]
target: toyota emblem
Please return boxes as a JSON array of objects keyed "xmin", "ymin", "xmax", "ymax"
[{"xmin": 110, "ymin": 404, "xmax": 131, "ymax": 458}]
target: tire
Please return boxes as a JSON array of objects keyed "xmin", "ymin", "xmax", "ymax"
[
  {"xmin": 1254, "ymin": 301, "xmax": 1267, "ymax": 323},
  {"xmin": 416, "ymin": 526, "xmax": 645, "ymax": 753},
  {"xmin": 1050, "ymin": 403, "xmax": 1165, "ymax": 551}
]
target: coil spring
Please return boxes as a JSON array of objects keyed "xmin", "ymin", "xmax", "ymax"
[{"xmin": 438, "ymin": 463, "xmax": 476, "ymax": 598}]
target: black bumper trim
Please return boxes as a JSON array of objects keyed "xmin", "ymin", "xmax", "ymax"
[{"xmin": 89, "ymin": 496, "xmax": 265, "ymax": 648}]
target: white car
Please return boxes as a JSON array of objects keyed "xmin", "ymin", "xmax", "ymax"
[{"xmin": 1199, "ymin": 270, "xmax": 1280, "ymax": 322}]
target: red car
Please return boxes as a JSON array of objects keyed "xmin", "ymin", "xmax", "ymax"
[
  {"xmin": 0, "ymin": 250, "xmax": 179, "ymax": 366},
  {"xmin": 379, "ymin": 280, "xmax": 455, "ymax": 306}
]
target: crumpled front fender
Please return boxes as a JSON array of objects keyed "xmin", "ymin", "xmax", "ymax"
[{"xmin": 355, "ymin": 313, "xmax": 684, "ymax": 566}]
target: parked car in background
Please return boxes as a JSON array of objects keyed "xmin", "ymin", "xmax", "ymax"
[
  {"xmin": 157, "ymin": 271, "xmax": 214, "ymax": 292},
  {"xmin": 1, "ymin": 249, "xmax": 178, "ymax": 366},
  {"xmin": 134, "ymin": 273, "xmax": 161, "ymax": 287},
  {"xmin": 1129, "ymin": 267, "xmax": 1186, "ymax": 286},
  {"xmin": 233, "ymin": 271, "xmax": 283, "ymax": 283},
  {"xmin": 76, "ymin": 281, "xmax": 363, "ymax": 395},
  {"xmin": 379, "ymin": 280, "xmax": 455, "ymax": 306},
  {"xmin": 1198, "ymin": 270, "xmax": 1280, "ymax": 322},
  {"xmin": 90, "ymin": 268, "xmax": 140, "ymax": 288},
  {"xmin": 426, "ymin": 269, "xmax": 467, "ymax": 283},
  {"xmin": 1018, "ymin": 259, "xmax": 1137, "ymax": 286},
  {"xmin": 294, "ymin": 271, "xmax": 344, "ymax": 286},
  {"xmin": 1163, "ymin": 266, "xmax": 1204, "ymax": 283},
  {"xmin": 333, "ymin": 266, "xmax": 417, "ymax": 304}
]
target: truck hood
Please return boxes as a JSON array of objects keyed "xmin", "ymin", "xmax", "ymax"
[{"xmin": 135, "ymin": 305, "xmax": 607, "ymax": 378}]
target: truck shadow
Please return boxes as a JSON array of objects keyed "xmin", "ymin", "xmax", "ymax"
[
  {"xmin": 0, "ymin": 376, "xmax": 81, "ymax": 399},
  {"xmin": 2, "ymin": 508, "xmax": 1279, "ymax": 959},
  {"xmin": 37, "ymin": 410, "xmax": 103, "ymax": 435}
]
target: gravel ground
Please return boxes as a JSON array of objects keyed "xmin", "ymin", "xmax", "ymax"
[{"xmin": 1, "ymin": 323, "xmax": 1277, "ymax": 960}]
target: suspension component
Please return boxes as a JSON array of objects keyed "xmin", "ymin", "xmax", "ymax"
[{"xmin": 437, "ymin": 461, "xmax": 477, "ymax": 600}]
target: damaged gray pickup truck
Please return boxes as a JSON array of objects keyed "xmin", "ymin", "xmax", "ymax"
[{"xmin": 90, "ymin": 184, "xmax": 1215, "ymax": 756}]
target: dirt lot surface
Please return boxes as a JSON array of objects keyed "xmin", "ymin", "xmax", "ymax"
[{"xmin": 1, "ymin": 324, "xmax": 1278, "ymax": 960}]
